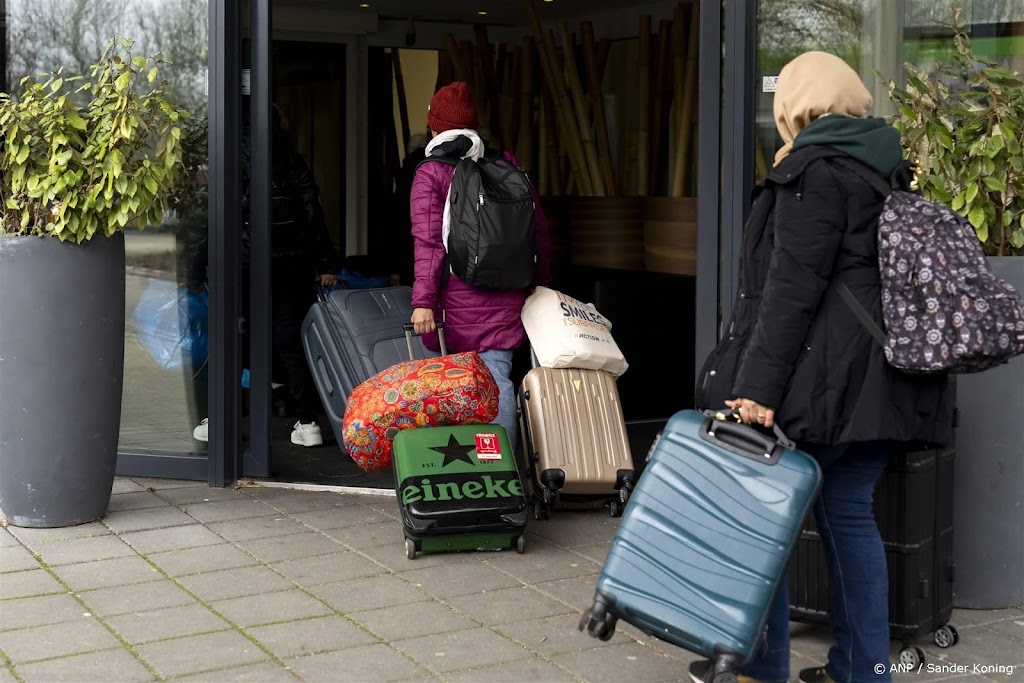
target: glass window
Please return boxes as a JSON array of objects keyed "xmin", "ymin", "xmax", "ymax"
[{"xmin": 5, "ymin": 0, "xmax": 211, "ymax": 455}]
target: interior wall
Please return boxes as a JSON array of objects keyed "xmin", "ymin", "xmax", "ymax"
[{"xmin": 391, "ymin": 49, "xmax": 439, "ymax": 159}]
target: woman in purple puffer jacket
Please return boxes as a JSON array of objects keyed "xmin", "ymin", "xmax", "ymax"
[{"xmin": 409, "ymin": 81, "xmax": 551, "ymax": 453}]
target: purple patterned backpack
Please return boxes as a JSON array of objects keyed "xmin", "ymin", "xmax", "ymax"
[{"xmin": 834, "ymin": 158, "xmax": 1024, "ymax": 374}]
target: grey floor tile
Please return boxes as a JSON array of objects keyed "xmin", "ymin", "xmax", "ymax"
[
  {"xmin": 183, "ymin": 498, "xmax": 280, "ymax": 524},
  {"xmin": 241, "ymin": 489, "xmax": 362, "ymax": 514},
  {"xmin": 0, "ymin": 531, "xmax": 19, "ymax": 548},
  {"xmin": 313, "ymin": 575, "xmax": 430, "ymax": 614},
  {"xmin": 527, "ymin": 512, "xmax": 622, "ymax": 548},
  {"xmin": 30, "ymin": 535, "xmax": 135, "ymax": 567},
  {"xmin": 400, "ymin": 561, "xmax": 522, "ymax": 600},
  {"xmin": 552, "ymin": 641, "xmax": 690, "ymax": 682},
  {"xmin": 351, "ymin": 600, "xmax": 477, "ymax": 641},
  {"xmin": 130, "ymin": 478, "xmax": 199, "ymax": 491},
  {"xmin": 270, "ymin": 551, "xmax": 383, "ymax": 587},
  {"xmin": 135, "ymin": 630, "xmax": 269, "ymax": 678},
  {"xmin": 980, "ymin": 619, "xmax": 1024, "ymax": 642},
  {"xmin": 530, "ymin": 574, "xmax": 602, "ymax": 612},
  {"xmin": 212, "ymin": 589, "xmax": 333, "ymax": 627},
  {"xmin": 15, "ymin": 647, "xmax": 154, "ymax": 682},
  {"xmin": 285, "ymin": 643, "xmax": 429, "ymax": 683},
  {"xmin": 79, "ymin": 579, "xmax": 197, "ymax": 617},
  {"xmin": 0, "ymin": 594, "xmax": 91, "ymax": 632},
  {"xmin": 106, "ymin": 491, "xmax": 169, "ymax": 513},
  {"xmin": 484, "ymin": 537, "xmax": 602, "ymax": 583},
  {"xmin": 120, "ymin": 525, "xmax": 226, "ymax": 554},
  {"xmin": 111, "ymin": 478, "xmax": 147, "ymax": 495},
  {"xmin": 289, "ymin": 506, "xmax": 394, "ymax": 532},
  {"xmin": 447, "ymin": 586, "xmax": 574, "ymax": 626},
  {"xmin": 918, "ymin": 624, "xmax": 1024, "ymax": 671},
  {"xmin": 246, "ymin": 615, "xmax": 378, "ymax": 659},
  {"xmin": 495, "ymin": 613, "xmax": 633, "ymax": 657},
  {"xmin": 154, "ymin": 485, "xmax": 247, "ymax": 506},
  {"xmin": 393, "ymin": 627, "xmax": 531, "ymax": 673},
  {"xmin": 8, "ymin": 522, "xmax": 111, "ymax": 545},
  {"xmin": 564, "ymin": 541, "xmax": 612, "ymax": 566},
  {"xmin": 952, "ymin": 608, "xmax": 1024, "ymax": 627},
  {"xmin": 206, "ymin": 516, "xmax": 308, "ymax": 543},
  {"xmin": 0, "ymin": 617, "xmax": 120, "ymax": 664},
  {"xmin": 361, "ymin": 541, "xmax": 485, "ymax": 573},
  {"xmin": 106, "ymin": 603, "xmax": 231, "ymax": 644},
  {"xmin": 176, "ymin": 661, "xmax": 300, "ymax": 682},
  {"xmin": 0, "ymin": 568, "xmax": 64, "ymax": 600},
  {"xmin": 235, "ymin": 532, "xmax": 344, "ymax": 564},
  {"xmin": 446, "ymin": 658, "xmax": 577, "ymax": 682},
  {"xmin": 0, "ymin": 667, "xmax": 16, "ymax": 683},
  {"xmin": 52, "ymin": 555, "xmax": 162, "ymax": 592},
  {"xmin": 102, "ymin": 506, "xmax": 198, "ymax": 534},
  {"xmin": 147, "ymin": 544, "xmax": 259, "ymax": 578},
  {"xmin": 0, "ymin": 546, "xmax": 41, "ymax": 573},
  {"xmin": 320, "ymin": 521, "xmax": 403, "ymax": 552},
  {"xmin": 178, "ymin": 565, "xmax": 295, "ymax": 603}
]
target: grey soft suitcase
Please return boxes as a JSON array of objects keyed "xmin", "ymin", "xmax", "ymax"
[
  {"xmin": 301, "ymin": 286, "xmax": 438, "ymax": 447},
  {"xmin": 580, "ymin": 409, "xmax": 822, "ymax": 681}
]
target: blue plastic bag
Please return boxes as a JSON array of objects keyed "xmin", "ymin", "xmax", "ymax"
[{"xmin": 130, "ymin": 278, "xmax": 209, "ymax": 382}]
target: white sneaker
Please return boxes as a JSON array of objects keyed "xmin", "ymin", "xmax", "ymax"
[
  {"xmin": 290, "ymin": 421, "xmax": 323, "ymax": 447},
  {"xmin": 193, "ymin": 418, "xmax": 209, "ymax": 442}
]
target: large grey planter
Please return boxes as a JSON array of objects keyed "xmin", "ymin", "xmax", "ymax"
[
  {"xmin": 0, "ymin": 233, "xmax": 126, "ymax": 527},
  {"xmin": 953, "ymin": 256, "xmax": 1024, "ymax": 609}
]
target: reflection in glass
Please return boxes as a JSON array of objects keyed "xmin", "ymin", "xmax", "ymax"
[{"xmin": 5, "ymin": 0, "xmax": 210, "ymax": 455}]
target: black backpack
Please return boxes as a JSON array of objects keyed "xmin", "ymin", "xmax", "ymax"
[{"xmin": 421, "ymin": 151, "xmax": 537, "ymax": 290}]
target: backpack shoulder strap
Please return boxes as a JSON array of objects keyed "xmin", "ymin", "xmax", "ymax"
[{"xmin": 831, "ymin": 157, "xmax": 896, "ymax": 198}]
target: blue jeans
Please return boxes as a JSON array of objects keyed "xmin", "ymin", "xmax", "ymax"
[
  {"xmin": 478, "ymin": 349, "xmax": 518, "ymax": 455},
  {"xmin": 743, "ymin": 441, "xmax": 893, "ymax": 683}
]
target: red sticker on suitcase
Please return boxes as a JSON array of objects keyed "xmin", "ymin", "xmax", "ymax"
[{"xmin": 475, "ymin": 433, "xmax": 502, "ymax": 461}]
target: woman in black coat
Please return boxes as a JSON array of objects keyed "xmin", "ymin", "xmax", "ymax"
[{"xmin": 691, "ymin": 52, "xmax": 953, "ymax": 683}]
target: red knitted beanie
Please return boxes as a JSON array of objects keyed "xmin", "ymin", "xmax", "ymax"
[{"xmin": 428, "ymin": 82, "xmax": 478, "ymax": 133}]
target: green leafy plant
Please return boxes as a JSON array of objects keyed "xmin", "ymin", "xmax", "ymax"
[
  {"xmin": 886, "ymin": 8, "xmax": 1024, "ymax": 256},
  {"xmin": 0, "ymin": 38, "xmax": 190, "ymax": 243}
]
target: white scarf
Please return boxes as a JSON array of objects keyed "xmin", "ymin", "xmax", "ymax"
[{"xmin": 425, "ymin": 130, "xmax": 485, "ymax": 256}]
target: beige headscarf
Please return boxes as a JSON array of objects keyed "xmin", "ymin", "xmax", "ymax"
[{"xmin": 773, "ymin": 51, "xmax": 874, "ymax": 165}]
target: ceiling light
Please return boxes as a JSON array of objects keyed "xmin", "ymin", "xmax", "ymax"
[
  {"xmin": 543, "ymin": 0, "xmax": 554, "ymax": 3},
  {"xmin": 359, "ymin": 3, "xmax": 369, "ymax": 7},
  {"xmin": 478, "ymin": 10, "xmax": 488, "ymax": 14}
]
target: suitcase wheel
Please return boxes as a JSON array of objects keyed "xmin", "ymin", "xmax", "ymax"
[
  {"xmin": 609, "ymin": 499, "xmax": 622, "ymax": 518},
  {"xmin": 899, "ymin": 646, "xmax": 925, "ymax": 668},
  {"xmin": 578, "ymin": 605, "xmax": 617, "ymax": 641},
  {"xmin": 405, "ymin": 538, "xmax": 417, "ymax": 560},
  {"xmin": 515, "ymin": 535, "xmax": 526, "ymax": 554},
  {"xmin": 533, "ymin": 501, "xmax": 550, "ymax": 521},
  {"xmin": 933, "ymin": 625, "xmax": 959, "ymax": 648}
]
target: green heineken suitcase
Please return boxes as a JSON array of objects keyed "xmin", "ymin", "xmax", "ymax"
[{"xmin": 392, "ymin": 424, "xmax": 529, "ymax": 559}]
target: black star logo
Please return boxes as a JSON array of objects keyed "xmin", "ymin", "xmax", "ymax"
[{"xmin": 428, "ymin": 435, "xmax": 477, "ymax": 467}]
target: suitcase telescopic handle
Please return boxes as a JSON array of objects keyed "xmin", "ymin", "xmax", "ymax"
[
  {"xmin": 402, "ymin": 322, "xmax": 447, "ymax": 360},
  {"xmin": 702, "ymin": 408, "xmax": 796, "ymax": 452}
]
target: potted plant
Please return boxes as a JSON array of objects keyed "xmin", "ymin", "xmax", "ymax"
[
  {"xmin": 886, "ymin": 9, "xmax": 1024, "ymax": 609},
  {"xmin": 0, "ymin": 38, "xmax": 188, "ymax": 527}
]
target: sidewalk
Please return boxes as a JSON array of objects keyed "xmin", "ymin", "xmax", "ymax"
[{"xmin": 1, "ymin": 478, "xmax": 1020, "ymax": 683}]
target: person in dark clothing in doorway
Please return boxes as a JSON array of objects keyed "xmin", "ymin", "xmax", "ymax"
[
  {"xmin": 193, "ymin": 105, "xmax": 340, "ymax": 448},
  {"xmin": 692, "ymin": 52, "xmax": 953, "ymax": 683}
]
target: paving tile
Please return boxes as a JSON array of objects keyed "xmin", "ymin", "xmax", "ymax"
[
  {"xmin": 102, "ymin": 506, "xmax": 198, "ymax": 534},
  {"xmin": 51, "ymin": 555, "xmax": 162, "ymax": 591},
  {"xmin": 484, "ymin": 536, "xmax": 602, "ymax": 583},
  {"xmin": 527, "ymin": 512, "xmax": 622, "ymax": 548},
  {"xmin": 530, "ymin": 574, "xmax": 602, "ymax": 612},
  {"xmin": 447, "ymin": 586, "xmax": 573, "ymax": 626},
  {"xmin": 183, "ymin": 499, "xmax": 279, "ymax": 524},
  {"xmin": 289, "ymin": 506, "xmax": 394, "ymax": 532},
  {"xmin": 320, "ymin": 521, "xmax": 403, "ymax": 552},
  {"xmin": 446, "ymin": 659, "xmax": 576, "ymax": 682},
  {"xmin": 552, "ymin": 641, "xmax": 690, "ymax": 682},
  {"xmin": 241, "ymin": 489, "xmax": 362, "ymax": 514},
  {"xmin": 147, "ymin": 544, "xmax": 259, "ymax": 578},
  {"xmin": 178, "ymin": 566, "xmax": 294, "ymax": 602},
  {"xmin": 0, "ymin": 593, "xmax": 91, "ymax": 631},
  {"xmin": 154, "ymin": 485, "xmax": 247, "ymax": 506},
  {"xmin": 106, "ymin": 491, "xmax": 169, "ymax": 513},
  {"xmin": 270, "ymin": 552, "xmax": 382, "ymax": 587},
  {"xmin": 130, "ymin": 477, "xmax": 199, "ymax": 491},
  {"xmin": 919, "ymin": 625, "xmax": 1024, "ymax": 672},
  {"xmin": 570, "ymin": 541, "xmax": 612, "ymax": 565},
  {"xmin": 0, "ymin": 617, "xmax": 120, "ymax": 663},
  {"xmin": 235, "ymin": 532, "xmax": 343, "ymax": 564},
  {"xmin": 495, "ymin": 613, "xmax": 633, "ymax": 657},
  {"xmin": 980, "ymin": 619, "xmax": 1024, "ymax": 642},
  {"xmin": 120, "ymin": 525, "xmax": 226, "ymax": 554},
  {"xmin": 0, "ymin": 531, "xmax": 19, "ymax": 547},
  {"xmin": 205, "ymin": 516, "xmax": 308, "ymax": 543},
  {"xmin": 176, "ymin": 661, "xmax": 299, "ymax": 682},
  {"xmin": 362, "ymin": 541, "xmax": 487, "ymax": 573},
  {"xmin": 352, "ymin": 600, "xmax": 477, "ymax": 641},
  {"xmin": 952, "ymin": 608, "xmax": 1024, "ymax": 627},
  {"xmin": 78, "ymin": 579, "xmax": 197, "ymax": 617},
  {"xmin": 0, "ymin": 546, "xmax": 40, "ymax": 573},
  {"xmin": 285, "ymin": 643, "xmax": 428, "ymax": 683},
  {"xmin": 29, "ymin": 535, "xmax": 135, "ymax": 567},
  {"xmin": 0, "ymin": 568, "xmax": 64, "ymax": 600},
  {"xmin": 400, "ymin": 561, "xmax": 521, "ymax": 599},
  {"xmin": 246, "ymin": 615, "xmax": 377, "ymax": 659},
  {"xmin": 106, "ymin": 603, "xmax": 231, "ymax": 644},
  {"xmin": 393, "ymin": 627, "xmax": 531, "ymax": 673},
  {"xmin": 314, "ymin": 575, "xmax": 429, "ymax": 613},
  {"xmin": 0, "ymin": 667, "xmax": 16, "ymax": 683},
  {"xmin": 136, "ymin": 630, "xmax": 269, "ymax": 678},
  {"xmin": 8, "ymin": 522, "xmax": 111, "ymax": 545},
  {"xmin": 111, "ymin": 478, "xmax": 147, "ymax": 494},
  {"xmin": 212, "ymin": 589, "xmax": 333, "ymax": 627},
  {"xmin": 16, "ymin": 647, "xmax": 153, "ymax": 682}
]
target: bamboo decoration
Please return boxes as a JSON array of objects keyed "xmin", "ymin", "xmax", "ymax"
[
  {"xmin": 670, "ymin": 3, "xmax": 686, "ymax": 197},
  {"xmin": 596, "ymin": 39, "xmax": 611, "ymax": 83},
  {"xmin": 474, "ymin": 25, "xmax": 501, "ymax": 142},
  {"xmin": 581, "ymin": 22, "xmax": 616, "ymax": 196},
  {"xmin": 558, "ymin": 22, "xmax": 605, "ymax": 196},
  {"xmin": 508, "ymin": 45, "xmax": 524, "ymax": 158},
  {"xmin": 539, "ymin": 94, "xmax": 549, "ymax": 195},
  {"xmin": 443, "ymin": 34, "xmax": 470, "ymax": 84},
  {"xmin": 392, "ymin": 49, "xmax": 411, "ymax": 149},
  {"xmin": 649, "ymin": 19, "xmax": 673, "ymax": 194},
  {"xmin": 519, "ymin": 38, "xmax": 536, "ymax": 176},
  {"xmin": 541, "ymin": 86, "xmax": 561, "ymax": 195},
  {"xmin": 637, "ymin": 16, "xmax": 652, "ymax": 197},
  {"xmin": 672, "ymin": 1, "xmax": 700, "ymax": 197}
]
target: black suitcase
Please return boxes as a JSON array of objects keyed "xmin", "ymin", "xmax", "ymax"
[
  {"xmin": 301, "ymin": 286, "xmax": 438, "ymax": 447},
  {"xmin": 787, "ymin": 445, "xmax": 958, "ymax": 668}
]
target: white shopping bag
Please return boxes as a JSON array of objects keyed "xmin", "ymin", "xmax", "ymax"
[{"xmin": 521, "ymin": 287, "xmax": 628, "ymax": 377}]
